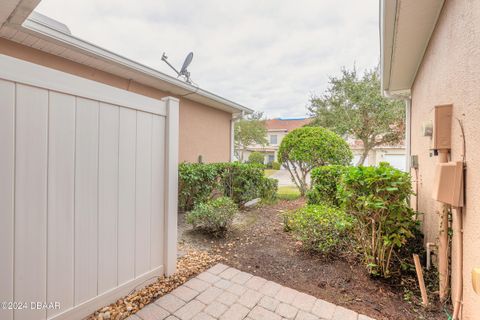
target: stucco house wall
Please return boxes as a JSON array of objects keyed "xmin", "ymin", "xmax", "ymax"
[
  {"xmin": 410, "ymin": 0, "xmax": 480, "ymax": 318},
  {"xmin": 0, "ymin": 38, "xmax": 233, "ymax": 163}
]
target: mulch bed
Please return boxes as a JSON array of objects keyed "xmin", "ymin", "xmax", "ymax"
[
  {"xmin": 179, "ymin": 198, "xmax": 447, "ymax": 320},
  {"xmin": 87, "ymin": 251, "xmax": 221, "ymax": 320}
]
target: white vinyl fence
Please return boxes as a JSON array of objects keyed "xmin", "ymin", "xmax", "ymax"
[{"xmin": 0, "ymin": 54, "xmax": 178, "ymax": 320}]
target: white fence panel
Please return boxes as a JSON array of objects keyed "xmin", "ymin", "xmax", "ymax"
[{"xmin": 0, "ymin": 54, "xmax": 178, "ymax": 320}]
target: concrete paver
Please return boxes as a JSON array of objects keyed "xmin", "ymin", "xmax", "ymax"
[{"xmin": 130, "ymin": 264, "xmax": 375, "ymax": 320}]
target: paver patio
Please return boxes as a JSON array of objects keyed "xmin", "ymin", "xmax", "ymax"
[{"xmin": 127, "ymin": 264, "xmax": 375, "ymax": 320}]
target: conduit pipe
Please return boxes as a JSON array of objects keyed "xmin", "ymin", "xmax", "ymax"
[
  {"xmin": 452, "ymin": 206, "xmax": 463, "ymax": 319},
  {"xmin": 437, "ymin": 149, "xmax": 449, "ymax": 302}
]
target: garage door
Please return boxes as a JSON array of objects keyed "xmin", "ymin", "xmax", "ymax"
[
  {"xmin": 0, "ymin": 54, "xmax": 178, "ymax": 320},
  {"xmin": 383, "ymin": 154, "xmax": 407, "ymax": 171}
]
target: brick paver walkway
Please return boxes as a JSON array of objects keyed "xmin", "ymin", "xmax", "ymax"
[{"xmin": 127, "ymin": 264, "xmax": 375, "ymax": 320}]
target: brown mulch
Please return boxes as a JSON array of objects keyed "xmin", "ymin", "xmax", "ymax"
[
  {"xmin": 180, "ymin": 198, "xmax": 447, "ymax": 320},
  {"xmin": 87, "ymin": 251, "xmax": 222, "ymax": 320}
]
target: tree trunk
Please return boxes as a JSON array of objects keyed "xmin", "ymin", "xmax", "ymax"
[{"xmin": 357, "ymin": 146, "xmax": 370, "ymax": 166}]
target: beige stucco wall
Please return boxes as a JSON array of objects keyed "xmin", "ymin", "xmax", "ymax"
[
  {"xmin": 0, "ymin": 38, "xmax": 232, "ymax": 163},
  {"xmin": 411, "ymin": 0, "xmax": 480, "ymax": 318}
]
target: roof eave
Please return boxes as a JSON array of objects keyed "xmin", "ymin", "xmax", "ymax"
[
  {"xmin": 380, "ymin": 0, "xmax": 445, "ymax": 99},
  {"xmin": 2, "ymin": 6, "xmax": 252, "ymax": 114}
]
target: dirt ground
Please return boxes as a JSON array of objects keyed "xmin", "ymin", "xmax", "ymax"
[{"xmin": 178, "ymin": 199, "xmax": 447, "ymax": 320}]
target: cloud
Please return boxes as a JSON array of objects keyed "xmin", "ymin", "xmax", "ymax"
[{"xmin": 36, "ymin": 0, "xmax": 379, "ymax": 118}]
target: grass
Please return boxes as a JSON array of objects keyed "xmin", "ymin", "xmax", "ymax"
[
  {"xmin": 277, "ymin": 185, "xmax": 301, "ymax": 200},
  {"xmin": 264, "ymin": 169, "xmax": 278, "ymax": 177}
]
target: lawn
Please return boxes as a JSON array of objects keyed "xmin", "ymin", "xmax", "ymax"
[
  {"xmin": 264, "ymin": 169, "xmax": 278, "ymax": 177},
  {"xmin": 277, "ymin": 185, "xmax": 301, "ymax": 200}
]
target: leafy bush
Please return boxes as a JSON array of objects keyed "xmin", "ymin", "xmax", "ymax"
[
  {"xmin": 179, "ymin": 162, "xmax": 278, "ymax": 210},
  {"xmin": 285, "ymin": 204, "xmax": 354, "ymax": 254},
  {"xmin": 307, "ymin": 165, "xmax": 347, "ymax": 206},
  {"xmin": 178, "ymin": 163, "xmax": 221, "ymax": 211},
  {"xmin": 278, "ymin": 127, "xmax": 352, "ymax": 196},
  {"xmin": 186, "ymin": 197, "xmax": 238, "ymax": 236},
  {"xmin": 248, "ymin": 152, "xmax": 265, "ymax": 165},
  {"xmin": 271, "ymin": 161, "xmax": 281, "ymax": 170},
  {"xmin": 220, "ymin": 162, "xmax": 276, "ymax": 205},
  {"xmin": 338, "ymin": 163, "xmax": 417, "ymax": 277}
]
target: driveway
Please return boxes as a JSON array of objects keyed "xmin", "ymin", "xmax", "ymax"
[
  {"xmin": 270, "ymin": 169, "xmax": 310, "ymax": 187},
  {"xmin": 127, "ymin": 264, "xmax": 374, "ymax": 320}
]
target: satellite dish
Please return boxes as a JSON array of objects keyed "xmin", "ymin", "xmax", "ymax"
[
  {"xmin": 161, "ymin": 51, "xmax": 194, "ymax": 83},
  {"xmin": 180, "ymin": 52, "xmax": 193, "ymax": 76}
]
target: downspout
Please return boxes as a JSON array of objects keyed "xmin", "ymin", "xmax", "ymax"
[
  {"xmin": 452, "ymin": 119, "xmax": 466, "ymax": 319},
  {"xmin": 405, "ymin": 98, "xmax": 412, "ymax": 171},
  {"xmin": 230, "ymin": 111, "xmax": 244, "ymax": 162}
]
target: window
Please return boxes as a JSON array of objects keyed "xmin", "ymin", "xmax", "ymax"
[
  {"xmin": 270, "ymin": 135, "xmax": 277, "ymax": 145},
  {"xmin": 268, "ymin": 154, "xmax": 275, "ymax": 163}
]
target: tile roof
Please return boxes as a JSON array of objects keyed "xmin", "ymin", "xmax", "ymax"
[{"xmin": 266, "ymin": 118, "xmax": 312, "ymax": 132}]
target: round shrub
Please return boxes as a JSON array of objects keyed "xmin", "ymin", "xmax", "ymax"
[
  {"xmin": 285, "ymin": 204, "xmax": 354, "ymax": 254},
  {"xmin": 248, "ymin": 152, "xmax": 265, "ymax": 165},
  {"xmin": 278, "ymin": 126, "xmax": 352, "ymax": 195},
  {"xmin": 186, "ymin": 197, "xmax": 238, "ymax": 236}
]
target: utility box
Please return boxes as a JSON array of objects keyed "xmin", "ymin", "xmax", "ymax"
[
  {"xmin": 432, "ymin": 104, "xmax": 453, "ymax": 150},
  {"xmin": 432, "ymin": 161, "xmax": 463, "ymax": 207}
]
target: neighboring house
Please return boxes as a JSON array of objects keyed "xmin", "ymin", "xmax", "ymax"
[
  {"xmin": 348, "ymin": 138, "xmax": 406, "ymax": 171},
  {"xmin": 244, "ymin": 117, "xmax": 312, "ymax": 163},
  {"xmin": 381, "ymin": 1, "xmax": 480, "ymax": 319},
  {"xmin": 0, "ymin": 2, "xmax": 251, "ymax": 320}
]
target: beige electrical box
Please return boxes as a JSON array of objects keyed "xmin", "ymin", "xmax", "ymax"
[
  {"xmin": 473, "ymin": 268, "xmax": 480, "ymax": 295},
  {"xmin": 432, "ymin": 104, "xmax": 453, "ymax": 150},
  {"xmin": 432, "ymin": 161, "xmax": 463, "ymax": 207}
]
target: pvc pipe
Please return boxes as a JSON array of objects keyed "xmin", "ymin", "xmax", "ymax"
[{"xmin": 452, "ymin": 206, "xmax": 464, "ymax": 319}]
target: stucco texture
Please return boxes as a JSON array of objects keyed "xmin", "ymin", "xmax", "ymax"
[
  {"xmin": 0, "ymin": 38, "xmax": 232, "ymax": 163},
  {"xmin": 411, "ymin": 0, "xmax": 480, "ymax": 318}
]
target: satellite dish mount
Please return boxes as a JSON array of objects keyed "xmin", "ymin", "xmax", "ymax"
[{"xmin": 161, "ymin": 52, "xmax": 194, "ymax": 83}]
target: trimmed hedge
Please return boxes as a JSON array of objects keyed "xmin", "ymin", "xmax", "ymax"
[
  {"xmin": 307, "ymin": 165, "xmax": 346, "ymax": 206},
  {"xmin": 178, "ymin": 162, "xmax": 278, "ymax": 211}
]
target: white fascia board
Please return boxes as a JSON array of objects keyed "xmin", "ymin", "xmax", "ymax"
[
  {"xmin": 12, "ymin": 13, "xmax": 253, "ymax": 115},
  {"xmin": 380, "ymin": 0, "xmax": 397, "ymax": 94}
]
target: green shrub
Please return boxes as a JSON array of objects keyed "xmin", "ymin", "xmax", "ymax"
[
  {"xmin": 178, "ymin": 163, "xmax": 221, "ymax": 211},
  {"xmin": 338, "ymin": 163, "xmax": 417, "ymax": 277},
  {"xmin": 186, "ymin": 197, "xmax": 238, "ymax": 236},
  {"xmin": 179, "ymin": 162, "xmax": 278, "ymax": 210},
  {"xmin": 278, "ymin": 126, "xmax": 352, "ymax": 196},
  {"xmin": 307, "ymin": 165, "xmax": 347, "ymax": 206},
  {"xmin": 271, "ymin": 161, "xmax": 281, "ymax": 170},
  {"xmin": 248, "ymin": 152, "xmax": 265, "ymax": 165},
  {"xmin": 220, "ymin": 162, "xmax": 276, "ymax": 205},
  {"xmin": 285, "ymin": 204, "xmax": 354, "ymax": 254},
  {"xmin": 260, "ymin": 177, "xmax": 278, "ymax": 202}
]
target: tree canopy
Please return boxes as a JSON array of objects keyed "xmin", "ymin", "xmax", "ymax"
[
  {"xmin": 234, "ymin": 112, "xmax": 267, "ymax": 161},
  {"xmin": 308, "ymin": 67, "xmax": 405, "ymax": 165},
  {"xmin": 278, "ymin": 126, "xmax": 352, "ymax": 195}
]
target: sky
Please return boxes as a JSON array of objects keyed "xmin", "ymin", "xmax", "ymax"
[{"xmin": 36, "ymin": 0, "xmax": 380, "ymax": 119}]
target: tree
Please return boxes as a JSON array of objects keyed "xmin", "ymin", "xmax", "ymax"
[
  {"xmin": 308, "ymin": 67, "xmax": 405, "ymax": 165},
  {"xmin": 248, "ymin": 152, "xmax": 265, "ymax": 165},
  {"xmin": 278, "ymin": 127, "xmax": 352, "ymax": 196},
  {"xmin": 234, "ymin": 112, "xmax": 267, "ymax": 162}
]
